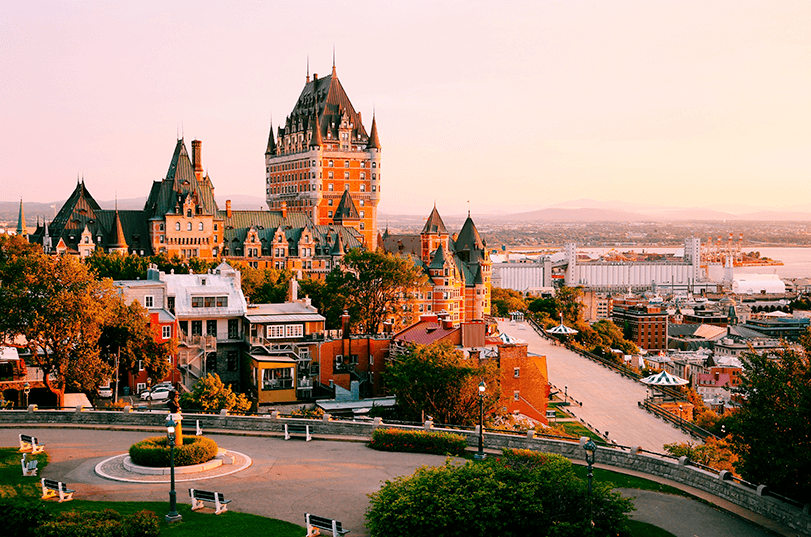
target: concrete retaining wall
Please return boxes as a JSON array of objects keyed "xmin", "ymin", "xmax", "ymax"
[{"xmin": 2, "ymin": 408, "xmax": 808, "ymax": 535}]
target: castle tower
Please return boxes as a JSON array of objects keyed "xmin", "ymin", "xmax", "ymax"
[{"xmin": 265, "ymin": 62, "xmax": 380, "ymax": 248}]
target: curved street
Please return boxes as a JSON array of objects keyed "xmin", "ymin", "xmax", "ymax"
[
  {"xmin": 498, "ymin": 320, "xmax": 695, "ymax": 452},
  {"xmin": 0, "ymin": 427, "xmax": 781, "ymax": 537}
]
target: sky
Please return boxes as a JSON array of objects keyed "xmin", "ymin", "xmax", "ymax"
[{"xmin": 2, "ymin": 1, "xmax": 810, "ymax": 216}]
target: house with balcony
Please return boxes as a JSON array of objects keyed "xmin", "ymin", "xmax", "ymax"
[
  {"xmin": 244, "ymin": 295, "xmax": 326, "ymax": 405},
  {"xmin": 147, "ymin": 262, "xmax": 248, "ymax": 391}
]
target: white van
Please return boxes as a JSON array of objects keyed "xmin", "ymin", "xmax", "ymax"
[{"xmin": 98, "ymin": 381, "xmax": 113, "ymax": 398}]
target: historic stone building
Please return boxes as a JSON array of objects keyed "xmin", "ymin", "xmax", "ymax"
[
  {"xmin": 381, "ymin": 206, "xmax": 492, "ymax": 325},
  {"xmin": 265, "ymin": 63, "xmax": 381, "ymax": 249},
  {"xmin": 28, "ymin": 138, "xmax": 362, "ymax": 278}
]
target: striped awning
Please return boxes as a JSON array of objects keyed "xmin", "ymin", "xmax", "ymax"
[{"xmin": 640, "ymin": 370, "xmax": 688, "ymax": 386}]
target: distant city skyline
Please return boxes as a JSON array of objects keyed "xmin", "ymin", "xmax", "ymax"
[{"xmin": 2, "ymin": 1, "xmax": 810, "ymax": 215}]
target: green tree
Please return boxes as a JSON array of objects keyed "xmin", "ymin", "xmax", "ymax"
[
  {"xmin": 85, "ymin": 250, "xmax": 150, "ymax": 280},
  {"xmin": 366, "ymin": 449, "xmax": 633, "ymax": 537},
  {"xmin": 327, "ymin": 249, "xmax": 426, "ymax": 334},
  {"xmin": 98, "ymin": 300, "xmax": 174, "ymax": 387},
  {"xmin": 490, "ymin": 287, "xmax": 528, "ymax": 317},
  {"xmin": 0, "ymin": 244, "xmax": 117, "ymax": 405},
  {"xmin": 729, "ymin": 347, "xmax": 811, "ymax": 503},
  {"xmin": 179, "ymin": 373, "xmax": 252, "ymax": 413},
  {"xmin": 384, "ymin": 341, "xmax": 500, "ymax": 425},
  {"xmin": 528, "ymin": 297, "xmax": 558, "ymax": 320},
  {"xmin": 555, "ymin": 286, "xmax": 584, "ymax": 325},
  {"xmin": 591, "ymin": 320, "xmax": 638, "ymax": 355}
]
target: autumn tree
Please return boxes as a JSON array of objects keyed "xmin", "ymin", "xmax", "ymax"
[
  {"xmin": 385, "ymin": 341, "xmax": 500, "ymax": 425},
  {"xmin": 85, "ymin": 250, "xmax": 150, "ymax": 280},
  {"xmin": 555, "ymin": 285, "xmax": 584, "ymax": 325},
  {"xmin": 490, "ymin": 287, "xmax": 528, "ymax": 317},
  {"xmin": 179, "ymin": 373, "xmax": 251, "ymax": 413},
  {"xmin": 326, "ymin": 249, "xmax": 426, "ymax": 334},
  {"xmin": 237, "ymin": 263, "xmax": 292, "ymax": 304},
  {"xmin": 0, "ymin": 244, "xmax": 118, "ymax": 406},
  {"xmin": 664, "ymin": 437, "xmax": 739, "ymax": 474},
  {"xmin": 729, "ymin": 347, "xmax": 811, "ymax": 503},
  {"xmin": 98, "ymin": 300, "xmax": 175, "ymax": 387}
]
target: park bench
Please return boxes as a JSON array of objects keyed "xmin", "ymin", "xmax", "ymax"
[
  {"xmin": 41, "ymin": 478, "xmax": 75, "ymax": 502},
  {"xmin": 189, "ymin": 488, "xmax": 231, "ymax": 514},
  {"xmin": 21, "ymin": 453, "xmax": 38, "ymax": 476},
  {"xmin": 284, "ymin": 423, "xmax": 312, "ymax": 441},
  {"xmin": 19, "ymin": 433, "xmax": 44, "ymax": 454},
  {"xmin": 305, "ymin": 513, "xmax": 350, "ymax": 536}
]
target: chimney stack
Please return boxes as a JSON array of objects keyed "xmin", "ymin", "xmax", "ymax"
[
  {"xmin": 191, "ymin": 140, "xmax": 203, "ymax": 180},
  {"xmin": 281, "ymin": 201, "xmax": 287, "ymax": 218},
  {"xmin": 226, "ymin": 200, "xmax": 232, "ymax": 218}
]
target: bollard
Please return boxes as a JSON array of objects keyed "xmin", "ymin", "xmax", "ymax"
[
  {"xmin": 424, "ymin": 420, "xmax": 433, "ymax": 430},
  {"xmin": 322, "ymin": 413, "xmax": 331, "ymax": 422},
  {"xmin": 526, "ymin": 428, "xmax": 535, "ymax": 439},
  {"xmin": 270, "ymin": 411, "xmax": 279, "ymax": 419},
  {"xmin": 122, "ymin": 405, "xmax": 132, "ymax": 413}
]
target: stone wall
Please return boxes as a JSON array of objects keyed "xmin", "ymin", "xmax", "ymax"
[{"xmin": 2, "ymin": 408, "xmax": 808, "ymax": 535}]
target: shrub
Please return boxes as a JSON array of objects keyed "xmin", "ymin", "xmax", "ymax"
[
  {"xmin": 0, "ymin": 499, "xmax": 53, "ymax": 537},
  {"xmin": 369, "ymin": 428, "xmax": 467, "ymax": 456},
  {"xmin": 33, "ymin": 509, "xmax": 160, "ymax": 537},
  {"xmin": 129, "ymin": 435, "xmax": 218, "ymax": 467},
  {"xmin": 366, "ymin": 451, "xmax": 633, "ymax": 537}
]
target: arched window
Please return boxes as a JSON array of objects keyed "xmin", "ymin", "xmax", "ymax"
[
  {"xmin": 175, "ymin": 222, "xmax": 181, "ymax": 231},
  {"xmin": 198, "ymin": 222, "xmax": 204, "ymax": 231},
  {"xmin": 187, "ymin": 222, "xmax": 192, "ymax": 231},
  {"xmin": 187, "ymin": 209, "xmax": 192, "ymax": 217}
]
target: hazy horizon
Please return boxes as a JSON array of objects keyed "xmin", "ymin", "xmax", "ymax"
[{"xmin": 2, "ymin": 1, "xmax": 810, "ymax": 215}]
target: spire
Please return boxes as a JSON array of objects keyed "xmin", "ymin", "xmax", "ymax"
[
  {"xmin": 309, "ymin": 95, "xmax": 323, "ymax": 148},
  {"xmin": 332, "ymin": 46, "xmax": 336, "ymax": 76},
  {"xmin": 421, "ymin": 205, "xmax": 447, "ymax": 235},
  {"xmin": 306, "ymin": 55, "xmax": 310, "ymax": 83},
  {"xmin": 16, "ymin": 199, "xmax": 27, "ymax": 237},
  {"xmin": 109, "ymin": 208, "xmax": 128, "ymax": 251},
  {"xmin": 265, "ymin": 118, "xmax": 277, "ymax": 155},
  {"xmin": 367, "ymin": 112, "xmax": 381, "ymax": 149}
]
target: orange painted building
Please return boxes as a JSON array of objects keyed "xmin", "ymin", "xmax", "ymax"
[
  {"xmin": 266, "ymin": 64, "xmax": 381, "ymax": 249},
  {"xmin": 497, "ymin": 342, "xmax": 550, "ymax": 424}
]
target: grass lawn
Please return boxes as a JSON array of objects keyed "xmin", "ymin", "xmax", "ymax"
[
  {"xmin": 558, "ymin": 421, "xmax": 610, "ymax": 445},
  {"xmin": 0, "ymin": 448, "xmax": 303, "ymax": 537}
]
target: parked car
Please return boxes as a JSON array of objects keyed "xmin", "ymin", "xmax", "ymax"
[{"xmin": 140, "ymin": 386, "xmax": 173, "ymax": 401}]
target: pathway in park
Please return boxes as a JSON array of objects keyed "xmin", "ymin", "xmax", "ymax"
[
  {"xmin": 1, "ymin": 427, "xmax": 782, "ymax": 537},
  {"xmin": 498, "ymin": 320, "xmax": 696, "ymax": 452}
]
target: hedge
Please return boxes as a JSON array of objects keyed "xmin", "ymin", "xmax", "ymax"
[
  {"xmin": 369, "ymin": 428, "xmax": 467, "ymax": 456},
  {"xmin": 35, "ymin": 509, "xmax": 160, "ymax": 537},
  {"xmin": 128, "ymin": 435, "xmax": 219, "ymax": 467}
]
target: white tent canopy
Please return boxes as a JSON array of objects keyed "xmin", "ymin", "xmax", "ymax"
[
  {"xmin": 547, "ymin": 323, "xmax": 578, "ymax": 335},
  {"xmin": 641, "ymin": 370, "xmax": 688, "ymax": 386}
]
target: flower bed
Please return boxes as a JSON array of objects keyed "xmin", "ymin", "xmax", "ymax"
[
  {"xmin": 128, "ymin": 435, "xmax": 218, "ymax": 467},
  {"xmin": 370, "ymin": 428, "xmax": 467, "ymax": 456}
]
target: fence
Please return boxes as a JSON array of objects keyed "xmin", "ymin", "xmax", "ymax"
[{"xmin": 0, "ymin": 406, "xmax": 808, "ymax": 535}]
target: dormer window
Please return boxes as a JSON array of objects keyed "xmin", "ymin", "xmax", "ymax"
[{"xmin": 187, "ymin": 209, "xmax": 192, "ymax": 217}]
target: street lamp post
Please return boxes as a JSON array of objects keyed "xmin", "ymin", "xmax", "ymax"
[
  {"xmin": 23, "ymin": 382, "xmax": 30, "ymax": 408},
  {"xmin": 564, "ymin": 385, "xmax": 568, "ymax": 402},
  {"xmin": 678, "ymin": 404, "xmax": 684, "ymax": 425},
  {"xmin": 165, "ymin": 417, "xmax": 182, "ymax": 523},
  {"xmin": 474, "ymin": 381, "xmax": 486, "ymax": 460},
  {"xmin": 583, "ymin": 439, "xmax": 596, "ymax": 525}
]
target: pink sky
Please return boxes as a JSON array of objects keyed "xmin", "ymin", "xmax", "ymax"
[{"xmin": 2, "ymin": 1, "xmax": 810, "ymax": 215}]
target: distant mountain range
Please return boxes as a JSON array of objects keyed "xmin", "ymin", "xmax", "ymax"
[{"xmin": 3, "ymin": 196, "xmax": 810, "ymax": 228}]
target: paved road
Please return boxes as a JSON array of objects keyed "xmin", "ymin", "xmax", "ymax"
[
  {"xmin": 499, "ymin": 320, "xmax": 695, "ymax": 452},
  {"xmin": 2, "ymin": 427, "xmax": 780, "ymax": 537}
]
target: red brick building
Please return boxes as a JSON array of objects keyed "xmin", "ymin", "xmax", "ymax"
[{"xmin": 611, "ymin": 298, "xmax": 668, "ymax": 351}]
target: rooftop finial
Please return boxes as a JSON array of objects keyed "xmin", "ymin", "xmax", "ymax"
[
  {"xmin": 332, "ymin": 46, "xmax": 336, "ymax": 75},
  {"xmin": 306, "ymin": 55, "xmax": 310, "ymax": 83}
]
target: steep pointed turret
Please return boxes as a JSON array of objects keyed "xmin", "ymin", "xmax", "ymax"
[
  {"xmin": 333, "ymin": 190, "xmax": 360, "ymax": 222},
  {"xmin": 265, "ymin": 121, "xmax": 277, "ymax": 155},
  {"xmin": 367, "ymin": 113, "xmax": 381, "ymax": 150},
  {"xmin": 16, "ymin": 199, "xmax": 27, "ymax": 238},
  {"xmin": 108, "ymin": 208, "xmax": 128, "ymax": 253},
  {"xmin": 421, "ymin": 205, "xmax": 447, "ymax": 235},
  {"xmin": 429, "ymin": 244, "xmax": 448, "ymax": 270}
]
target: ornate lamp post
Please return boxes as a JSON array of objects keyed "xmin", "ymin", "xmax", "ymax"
[
  {"xmin": 583, "ymin": 439, "xmax": 596, "ymax": 524},
  {"xmin": 23, "ymin": 382, "xmax": 30, "ymax": 408},
  {"xmin": 165, "ymin": 416, "xmax": 182, "ymax": 523},
  {"xmin": 474, "ymin": 381, "xmax": 487, "ymax": 460}
]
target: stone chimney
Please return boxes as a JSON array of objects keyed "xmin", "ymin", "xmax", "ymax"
[{"xmin": 226, "ymin": 200, "xmax": 232, "ymax": 218}]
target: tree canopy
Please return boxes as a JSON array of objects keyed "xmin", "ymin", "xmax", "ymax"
[
  {"xmin": 324, "ymin": 249, "xmax": 426, "ymax": 334},
  {"xmin": 366, "ymin": 449, "xmax": 633, "ymax": 537},
  {"xmin": 490, "ymin": 287, "xmax": 528, "ymax": 317},
  {"xmin": 730, "ymin": 346, "xmax": 811, "ymax": 503},
  {"xmin": 384, "ymin": 341, "xmax": 500, "ymax": 425},
  {"xmin": 179, "ymin": 373, "xmax": 251, "ymax": 413}
]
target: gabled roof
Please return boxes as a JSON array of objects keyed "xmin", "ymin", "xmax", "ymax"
[
  {"xmin": 334, "ymin": 190, "xmax": 360, "ymax": 221},
  {"xmin": 144, "ymin": 139, "xmax": 219, "ymax": 219},
  {"xmin": 421, "ymin": 205, "xmax": 447, "ymax": 235},
  {"xmin": 286, "ymin": 67, "xmax": 370, "ymax": 147},
  {"xmin": 429, "ymin": 244, "xmax": 448, "ymax": 269}
]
